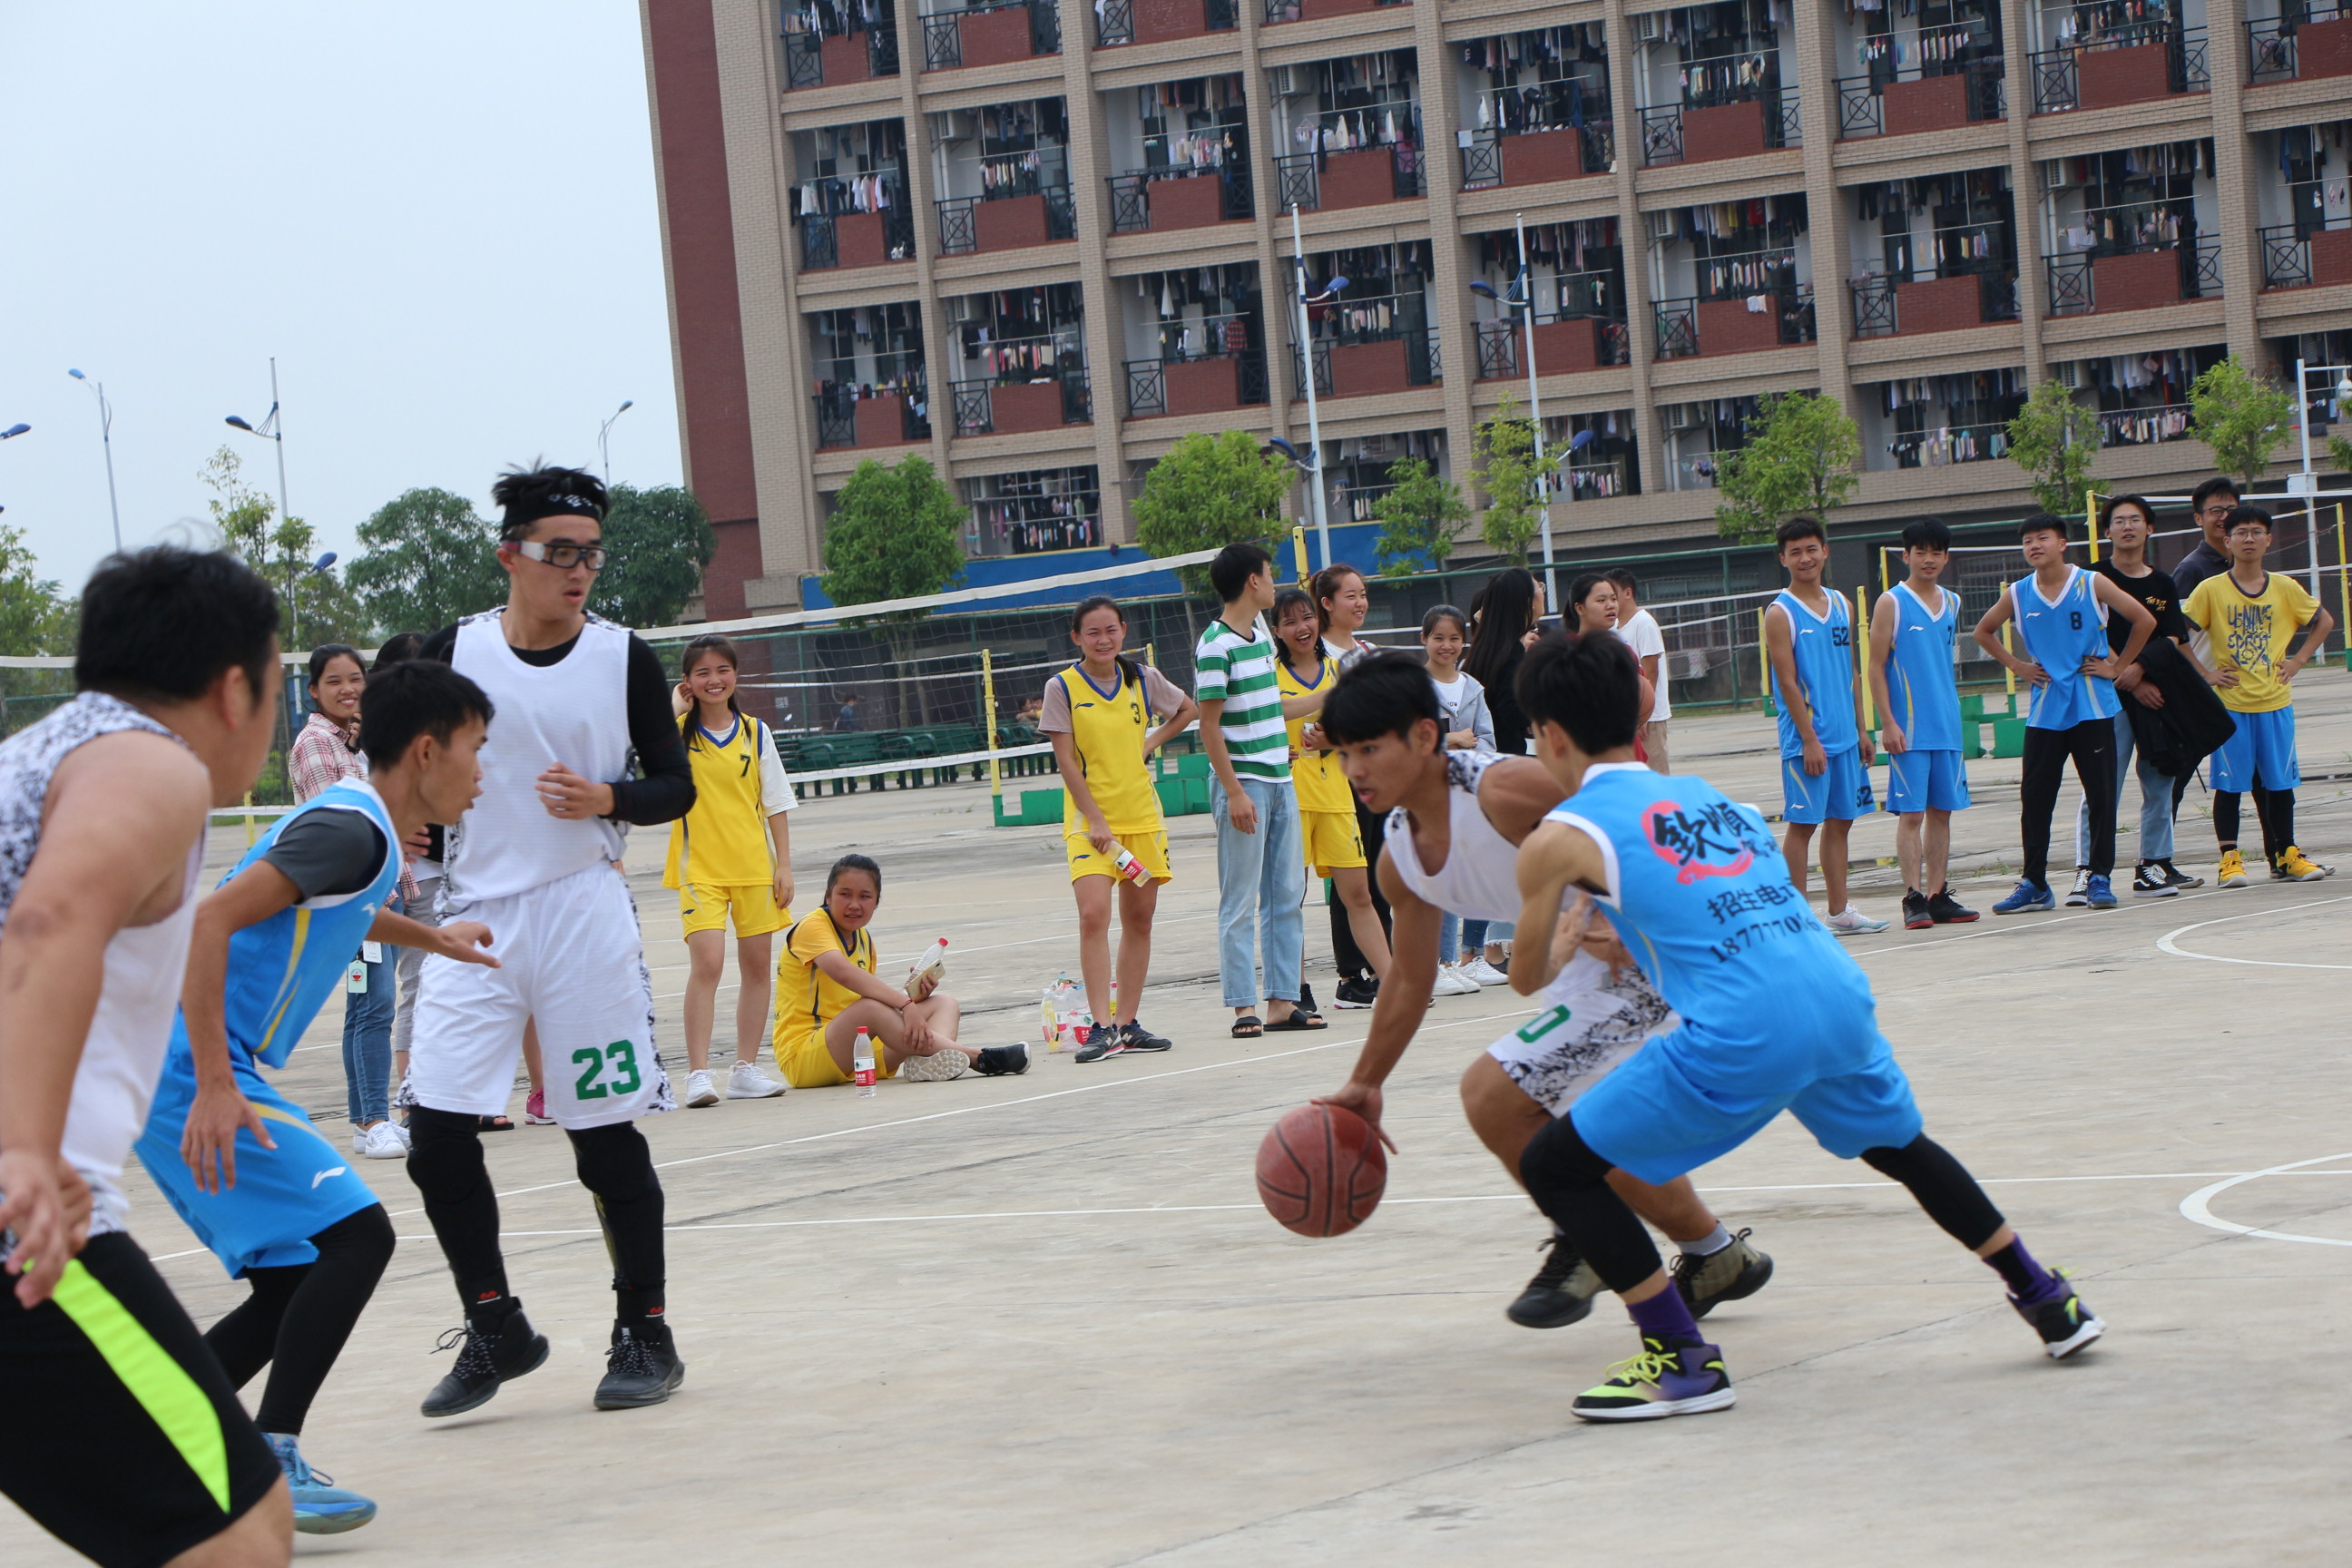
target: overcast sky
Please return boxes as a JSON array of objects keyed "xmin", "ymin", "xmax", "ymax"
[{"xmin": 1, "ymin": 4, "xmax": 682, "ymax": 591}]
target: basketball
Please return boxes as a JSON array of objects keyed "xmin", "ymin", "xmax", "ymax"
[{"xmin": 1255, "ymin": 1102, "xmax": 1389, "ymax": 1237}]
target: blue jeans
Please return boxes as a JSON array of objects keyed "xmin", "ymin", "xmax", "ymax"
[
  {"xmin": 342, "ymin": 924, "xmax": 398, "ymax": 1124},
  {"xmin": 2075, "ymin": 708, "xmax": 2174, "ymax": 866},
  {"xmin": 1439, "ymin": 916, "xmax": 1505, "ymax": 962},
  {"xmin": 1212, "ymin": 777, "xmax": 1305, "ymax": 1009}
]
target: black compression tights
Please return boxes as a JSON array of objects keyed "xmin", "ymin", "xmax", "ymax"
[
  {"xmin": 2214, "ymin": 787, "xmax": 2291, "ymax": 864},
  {"xmin": 203, "ymin": 1205, "xmax": 396, "ymax": 1436},
  {"xmin": 407, "ymin": 1107, "xmax": 666, "ymax": 1318}
]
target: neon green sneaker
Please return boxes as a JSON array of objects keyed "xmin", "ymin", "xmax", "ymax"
[{"xmin": 1570, "ymin": 1336, "xmax": 1736, "ymax": 1423}]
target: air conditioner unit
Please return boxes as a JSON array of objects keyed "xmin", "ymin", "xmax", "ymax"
[
  {"xmin": 1645, "ymin": 209, "xmax": 1675, "ymax": 243},
  {"xmin": 1661, "ymin": 403, "xmax": 1697, "ymax": 431},
  {"xmin": 2050, "ymin": 360, "xmax": 2080, "ymax": 389},
  {"xmin": 2042, "ymin": 160, "xmax": 2073, "ymax": 190},
  {"xmin": 1269, "ymin": 64, "xmax": 1298, "ymax": 97},
  {"xmin": 1632, "ymin": 10, "xmax": 1662, "ymax": 44}
]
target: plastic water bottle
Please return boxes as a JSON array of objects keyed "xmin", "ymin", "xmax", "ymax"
[
  {"xmin": 907, "ymin": 937, "xmax": 948, "ymax": 989},
  {"xmin": 853, "ymin": 1028, "xmax": 877, "ymax": 1097},
  {"xmin": 1112, "ymin": 846, "xmax": 1151, "ymax": 885}
]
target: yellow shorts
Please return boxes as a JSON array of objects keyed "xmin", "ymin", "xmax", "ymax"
[
  {"xmin": 1301, "ymin": 808, "xmax": 1366, "ymax": 876},
  {"xmin": 776, "ymin": 1027, "xmax": 900, "ymax": 1089},
  {"xmin": 1064, "ymin": 827, "xmax": 1171, "ymax": 884},
  {"xmin": 678, "ymin": 881, "xmax": 789, "ymax": 939}
]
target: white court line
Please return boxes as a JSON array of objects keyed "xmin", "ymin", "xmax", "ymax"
[
  {"xmin": 2154, "ymin": 894, "xmax": 2352, "ymax": 971},
  {"xmin": 2179, "ymin": 1151, "xmax": 2352, "ymax": 1248},
  {"xmin": 1841, "ymin": 886, "xmax": 2231, "ymax": 958}
]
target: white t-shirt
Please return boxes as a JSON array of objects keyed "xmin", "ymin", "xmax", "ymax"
[{"xmin": 1613, "ymin": 609, "xmax": 1670, "ymax": 720}]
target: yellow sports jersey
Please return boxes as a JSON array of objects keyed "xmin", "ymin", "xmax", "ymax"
[
  {"xmin": 1054, "ymin": 665, "xmax": 1163, "ymax": 834},
  {"xmin": 2183, "ymin": 570, "xmax": 2320, "ymax": 713},
  {"xmin": 1276, "ymin": 654, "xmax": 1352, "ymax": 814},
  {"xmin": 663, "ymin": 715, "xmax": 777, "ymax": 888},
  {"xmin": 773, "ymin": 910, "xmax": 896, "ymax": 1083}
]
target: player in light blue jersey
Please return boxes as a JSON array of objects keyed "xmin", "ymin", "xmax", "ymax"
[
  {"xmin": 1867, "ymin": 518, "xmax": 1976, "ymax": 930},
  {"xmin": 1504, "ymin": 632, "xmax": 2103, "ymax": 1423},
  {"xmin": 1761, "ymin": 517, "xmax": 1885, "ymax": 936},
  {"xmin": 1974, "ymin": 514, "xmax": 2154, "ymax": 914},
  {"xmin": 135, "ymin": 662, "xmax": 501, "ymax": 1534}
]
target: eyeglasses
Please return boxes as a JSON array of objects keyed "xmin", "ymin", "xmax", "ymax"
[
  {"xmin": 2198, "ymin": 503, "xmax": 2237, "ymax": 518},
  {"xmin": 513, "ymin": 540, "xmax": 609, "ymax": 572}
]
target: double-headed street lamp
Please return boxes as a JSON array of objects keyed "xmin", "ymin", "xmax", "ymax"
[
  {"xmin": 1469, "ymin": 212, "xmax": 1558, "ymax": 609},
  {"xmin": 225, "ymin": 357, "xmax": 292, "ymax": 528},
  {"xmin": 599, "ymin": 400, "xmax": 635, "ymax": 484},
  {"xmin": 65, "ymin": 370, "xmax": 122, "ymax": 552},
  {"xmin": 1284, "ymin": 203, "xmax": 1348, "ymax": 573}
]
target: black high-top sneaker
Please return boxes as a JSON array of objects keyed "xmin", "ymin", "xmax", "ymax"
[{"xmin": 421, "ymin": 1299, "xmax": 550, "ymax": 1417}]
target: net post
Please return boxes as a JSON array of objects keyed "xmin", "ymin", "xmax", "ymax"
[
  {"xmin": 2085, "ymin": 488, "xmax": 2100, "ymax": 564},
  {"xmin": 243, "ymin": 791, "xmax": 257, "ymax": 847},
  {"xmin": 2337, "ymin": 505, "xmax": 2350, "ymax": 672},
  {"xmin": 1757, "ymin": 606, "xmax": 1770, "ymax": 711},
  {"xmin": 1855, "ymin": 585, "xmax": 1874, "ymax": 736},
  {"xmin": 1879, "ymin": 545, "xmax": 1889, "ymax": 595},
  {"xmin": 1291, "ymin": 524, "xmax": 1310, "ymax": 587},
  {"xmin": 984, "ymin": 647, "xmax": 1002, "ymax": 799},
  {"xmin": 2001, "ymin": 622, "xmax": 2016, "ymax": 700}
]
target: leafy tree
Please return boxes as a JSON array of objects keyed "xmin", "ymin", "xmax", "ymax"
[
  {"xmin": 821, "ymin": 455, "xmax": 965, "ymax": 725},
  {"xmin": 1371, "ymin": 456, "xmax": 1469, "ymax": 577},
  {"xmin": 2004, "ymin": 377, "xmax": 2102, "ymax": 520},
  {"xmin": 593, "ymin": 483, "xmax": 716, "ymax": 629},
  {"xmin": 1469, "ymin": 393, "xmax": 1542, "ymax": 564},
  {"xmin": 1132, "ymin": 430, "xmax": 1291, "ymax": 594},
  {"xmin": 0, "ymin": 524, "xmax": 73, "ymax": 657},
  {"xmin": 200, "ymin": 445, "xmax": 371, "ymax": 646},
  {"xmin": 2189, "ymin": 355, "xmax": 2295, "ymax": 485},
  {"xmin": 347, "ymin": 487, "xmax": 506, "ymax": 637},
  {"xmin": 1712, "ymin": 391, "xmax": 1861, "ymax": 544}
]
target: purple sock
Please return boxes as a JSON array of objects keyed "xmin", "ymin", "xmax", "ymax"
[
  {"xmin": 1984, "ymin": 1236, "xmax": 2063, "ymax": 1302},
  {"xmin": 1627, "ymin": 1284, "xmax": 1702, "ymax": 1346}
]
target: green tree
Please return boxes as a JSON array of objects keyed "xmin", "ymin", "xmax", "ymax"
[
  {"xmin": 593, "ymin": 483, "xmax": 716, "ymax": 629},
  {"xmin": 1370, "ymin": 456, "xmax": 1469, "ymax": 577},
  {"xmin": 1132, "ymin": 430, "xmax": 1292, "ymax": 594},
  {"xmin": 1470, "ymin": 393, "xmax": 1542, "ymax": 564},
  {"xmin": 1712, "ymin": 391, "xmax": 1861, "ymax": 544},
  {"xmin": 2004, "ymin": 377, "xmax": 2102, "ymax": 519},
  {"xmin": 200, "ymin": 445, "xmax": 371, "ymax": 646},
  {"xmin": 821, "ymin": 455, "xmax": 966, "ymax": 725},
  {"xmin": 0, "ymin": 524, "xmax": 73, "ymax": 657},
  {"xmin": 347, "ymin": 488, "xmax": 507, "ymax": 637},
  {"xmin": 2189, "ymin": 355, "xmax": 2295, "ymax": 485}
]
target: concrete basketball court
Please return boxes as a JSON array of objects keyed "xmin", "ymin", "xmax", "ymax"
[{"xmin": 10, "ymin": 668, "xmax": 2352, "ymax": 1565}]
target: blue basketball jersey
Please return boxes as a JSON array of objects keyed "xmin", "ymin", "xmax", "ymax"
[
  {"xmin": 2011, "ymin": 567, "xmax": 2119, "ymax": 730},
  {"xmin": 1882, "ymin": 583, "xmax": 1963, "ymax": 752},
  {"xmin": 1771, "ymin": 589, "xmax": 1859, "ymax": 759},
  {"xmin": 198, "ymin": 779, "xmax": 399, "ymax": 1070},
  {"xmin": 1544, "ymin": 763, "xmax": 1886, "ymax": 1094}
]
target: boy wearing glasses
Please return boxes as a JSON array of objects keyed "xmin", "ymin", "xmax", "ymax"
[
  {"xmin": 405, "ymin": 466, "xmax": 698, "ymax": 1416},
  {"xmin": 2171, "ymin": 478, "xmax": 2239, "ymax": 603}
]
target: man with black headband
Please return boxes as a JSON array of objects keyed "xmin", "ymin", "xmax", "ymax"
[{"xmin": 404, "ymin": 464, "xmax": 697, "ymax": 1415}]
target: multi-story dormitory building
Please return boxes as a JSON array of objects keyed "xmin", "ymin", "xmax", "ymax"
[{"xmin": 640, "ymin": 0, "xmax": 2352, "ymax": 619}]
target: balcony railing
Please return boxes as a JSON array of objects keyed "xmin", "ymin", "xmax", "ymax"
[
  {"xmin": 2029, "ymin": 26, "xmax": 2207, "ymax": 111},
  {"xmin": 1122, "ymin": 351, "xmax": 1270, "ymax": 416},
  {"xmin": 935, "ymin": 184, "xmax": 1075, "ymax": 255},
  {"xmin": 2258, "ymin": 220, "xmax": 2352, "ymax": 288},
  {"xmin": 1095, "ymin": 0, "xmax": 1132, "ymax": 44},
  {"xmin": 1263, "ymin": 0, "xmax": 1405, "ymax": 20},
  {"xmin": 781, "ymin": 19, "xmax": 899, "ymax": 85},
  {"xmin": 1290, "ymin": 326, "xmax": 1441, "ymax": 397},
  {"xmin": 921, "ymin": 0, "xmax": 1058, "ymax": 68},
  {"xmin": 1834, "ymin": 58, "xmax": 2005, "ymax": 136},
  {"xmin": 946, "ymin": 372, "xmax": 1092, "ymax": 436},
  {"xmin": 1458, "ymin": 122, "xmax": 1614, "ymax": 190},
  {"xmin": 2098, "ymin": 401, "xmax": 2194, "ymax": 448},
  {"xmin": 1270, "ymin": 146, "xmax": 1426, "ymax": 211},
  {"xmin": 799, "ymin": 204, "xmax": 916, "ymax": 270},
  {"xmin": 1847, "ymin": 270, "xmax": 2019, "ymax": 336},
  {"xmin": 1638, "ymin": 91, "xmax": 1800, "ymax": 167},
  {"xmin": 2044, "ymin": 241, "xmax": 2222, "ymax": 315},
  {"xmin": 2248, "ymin": 5, "xmax": 2345, "ymax": 82},
  {"xmin": 1105, "ymin": 166, "xmax": 1253, "ymax": 232},
  {"xmin": 814, "ymin": 379, "xmax": 931, "ymax": 449},
  {"xmin": 1886, "ymin": 421, "xmax": 2010, "ymax": 468},
  {"xmin": 1472, "ymin": 315, "xmax": 1631, "ymax": 377},
  {"xmin": 1652, "ymin": 286, "xmax": 1814, "ymax": 358}
]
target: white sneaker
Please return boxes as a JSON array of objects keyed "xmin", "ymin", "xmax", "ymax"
[
  {"xmin": 1825, "ymin": 906, "xmax": 1891, "ymax": 936},
  {"xmin": 897, "ymin": 1049, "xmax": 968, "ymax": 1082},
  {"xmin": 725, "ymin": 1060, "xmax": 786, "ymax": 1099},
  {"xmin": 684, "ymin": 1070, "xmax": 719, "ymax": 1108},
  {"xmin": 1462, "ymin": 958, "xmax": 1510, "ymax": 986},
  {"xmin": 1433, "ymin": 965, "xmax": 1482, "ymax": 996},
  {"xmin": 353, "ymin": 1122, "xmax": 407, "ymax": 1160}
]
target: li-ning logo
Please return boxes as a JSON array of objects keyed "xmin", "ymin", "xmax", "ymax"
[{"xmin": 1642, "ymin": 799, "xmax": 1771, "ymax": 885}]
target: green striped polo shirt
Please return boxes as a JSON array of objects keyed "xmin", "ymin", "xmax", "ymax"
[{"xmin": 1192, "ymin": 616, "xmax": 1290, "ymax": 782}]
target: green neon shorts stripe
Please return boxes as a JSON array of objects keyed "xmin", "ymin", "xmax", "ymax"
[{"xmin": 51, "ymin": 1257, "xmax": 230, "ymax": 1512}]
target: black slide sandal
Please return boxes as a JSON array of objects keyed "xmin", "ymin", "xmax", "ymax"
[
  {"xmin": 1264, "ymin": 1011, "xmax": 1328, "ymax": 1031},
  {"xmin": 1230, "ymin": 1014, "xmax": 1264, "ymax": 1038}
]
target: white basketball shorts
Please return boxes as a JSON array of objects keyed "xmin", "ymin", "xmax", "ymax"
[
  {"xmin": 1485, "ymin": 950, "xmax": 1680, "ymax": 1117},
  {"xmin": 407, "ymin": 859, "xmax": 672, "ymax": 1130}
]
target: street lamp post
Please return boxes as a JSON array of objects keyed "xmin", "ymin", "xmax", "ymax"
[
  {"xmin": 1286, "ymin": 206, "xmax": 1351, "ymax": 573},
  {"xmin": 599, "ymin": 400, "xmax": 635, "ymax": 484},
  {"xmin": 225, "ymin": 357, "xmax": 291, "ymax": 526},
  {"xmin": 1470, "ymin": 212, "xmax": 1556, "ymax": 609},
  {"xmin": 65, "ymin": 370, "xmax": 122, "ymax": 552}
]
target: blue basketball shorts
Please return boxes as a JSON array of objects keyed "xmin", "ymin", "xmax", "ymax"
[
  {"xmin": 1886, "ymin": 748, "xmax": 1970, "ymax": 814},
  {"xmin": 2210, "ymin": 706, "xmax": 2299, "ymax": 792},
  {"xmin": 1781, "ymin": 743, "xmax": 1877, "ymax": 825},
  {"xmin": 1570, "ymin": 1028, "xmax": 1925, "ymax": 1186},
  {"xmin": 136, "ymin": 1054, "xmax": 381, "ymax": 1279}
]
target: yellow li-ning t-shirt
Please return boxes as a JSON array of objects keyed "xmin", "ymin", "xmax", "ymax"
[{"xmin": 2183, "ymin": 570, "xmax": 2320, "ymax": 714}]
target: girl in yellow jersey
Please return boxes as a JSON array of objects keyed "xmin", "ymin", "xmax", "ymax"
[
  {"xmin": 665, "ymin": 635, "xmax": 798, "ymax": 1107},
  {"xmin": 1275, "ymin": 587, "xmax": 1391, "ymax": 991},
  {"xmin": 1043, "ymin": 595, "xmax": 1198, "ymax": 1061}
]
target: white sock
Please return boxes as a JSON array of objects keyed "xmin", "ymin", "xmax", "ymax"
[{"xmin": 1680, "ymin": 1223, "xmax": 1733, "ymax": 1259}]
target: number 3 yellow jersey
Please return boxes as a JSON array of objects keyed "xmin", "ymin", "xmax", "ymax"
[{"xmin": 1054, "ymin": 665, "xmax": 1163, "ymax": 834}]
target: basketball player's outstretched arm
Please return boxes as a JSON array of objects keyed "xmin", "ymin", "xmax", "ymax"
[
  {"xmin": 0, "ymin": 732, "xmax": 210, "ymax": 1305},
  {"xmin": 1508, "ymin": 819, "xmax": 1608, "ymax": 997}
]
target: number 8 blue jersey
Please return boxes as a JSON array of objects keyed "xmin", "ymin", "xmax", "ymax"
[{"xmin": 2010, "ymin": 567, "xmax": 2120, "ymax": 730}]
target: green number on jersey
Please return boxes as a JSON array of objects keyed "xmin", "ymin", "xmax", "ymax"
[
  {"xmin": 572, "ymin": 1047, "xmax": 610, "ymax": 1100},
  {"xmin": 1515, "ymin": 1005, "xmax": 1571, "ymax": 1043},
  {"xmin": 604, "ymin": 1040, "xmax": 642, "ymax": 1096},
  {"xmin": 569, "ymin": 1040, "xmax": 643, "ymax": 1102}
]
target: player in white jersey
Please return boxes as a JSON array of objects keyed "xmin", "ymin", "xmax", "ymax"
[
  {"xmin": 1311, "ymin": 655, "xmax": 1772, "ymax": 1328},
  {"xmin": 404, "ymin": 466, "xmax": 698, "ymax": 1416},
  {"xmin": 0, "ymin": 549, "xmax": 291, "ymax": 1568}
]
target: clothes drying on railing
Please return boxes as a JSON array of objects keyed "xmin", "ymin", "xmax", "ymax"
[
  {"xmin": 786, "ymin": 0, "xmax": 887, "ymax": 37},
  {"xmin": 978, "ymin": 151, "xmax": 1055, "ymax": 192},
  {"xmin": 2100, "ymin": 405, "xmax": 2191, "ymax": 446},
  {"xmin": 1855, "ymin": 22, "xmax": 1988, "ymax": 68},
  {"xmin": 796, "ymin": 173, "xmax": 901, "ymax": 216},
  {"xmin": 1292, "ymin": 109, "xmax": 1416, "ymax": 152},
  {"xmin": 1878, "ymin": 368, "xmax": 2023, "ymax": 412},
  {"xmin": 1702, "ymin": 252, "xmax": 1796, "ymax": 297},
  {"xmin": 1679, "ymin": 53, "xmax": 1779, "ymax": 105},
  {"xmin": 1474, "ymin": 220, "xmax": 1619, "ymax": 274},
  {"xmin": 1671, "ymin": 193, "xmax": 1807, "ymax": 245},
  {"xmin": 964, "ymin": 336, "xmax": 1080, "ymax": 377},
  {"xmin": 1459, "ymin": 24, "xmax": 1606, "ymax": 72},
  {"xmin": 1162, "ymin": 318, "xmax": 1250, "ymax": 358},
  {"xmin": 1562, "ymin": 462, "xmax": 1627, "ymax": 497},
  {"xmin": 1475, "ymin": 79, "xmax": 1602, "ymax": 134}
]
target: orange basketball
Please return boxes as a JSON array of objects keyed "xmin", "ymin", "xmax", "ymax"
[{"xmin": 1256, "ymin": 1102, "xmax": 1388, "ymax": 1237}]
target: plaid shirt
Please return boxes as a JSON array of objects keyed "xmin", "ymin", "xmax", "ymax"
[{"xmin": 287, "ymin": 711, "xmax": 416, "ymax": 904}]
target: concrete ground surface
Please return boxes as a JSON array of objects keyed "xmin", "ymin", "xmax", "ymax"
[{"xmin": 9, "ymin": 668, "xmax": 2352, "ymax": 1565}]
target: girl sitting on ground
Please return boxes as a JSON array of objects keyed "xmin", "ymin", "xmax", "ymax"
[{"xmin": 772, "ymin": 855, "xmax": 1030, "ymax": 1086}]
